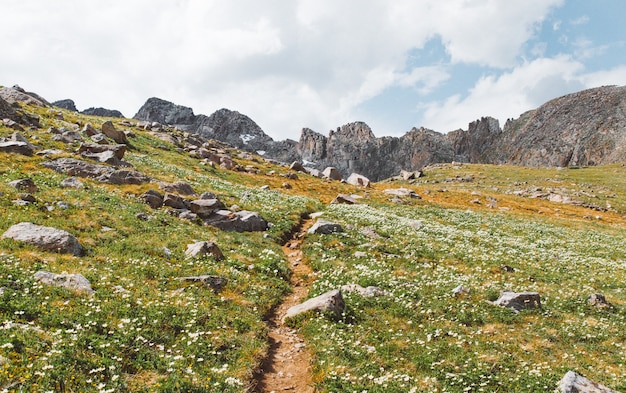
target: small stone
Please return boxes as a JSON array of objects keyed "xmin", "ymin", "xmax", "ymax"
[
  {"xmin": 588, "ymin": 293, "xmax": 611, "ymax": 308},
  {"xmin": 60, "ymin": 177, "xmax": 84, "ymax": 189},
  {"xmin": 185, "ymin": 241, "xmax": 224, "ymax": 260},
  {"xmin": 8, "ymin": 178, "xmax": 37, "ymax": 193}
]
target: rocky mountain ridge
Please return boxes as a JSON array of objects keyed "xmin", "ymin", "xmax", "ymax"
[{"xmin": 133, "ymin": 85, "xmax": 626, "ymax": 181}]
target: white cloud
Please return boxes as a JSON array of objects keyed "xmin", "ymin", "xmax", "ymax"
[
  {"xmin": 0, "ymin": 0, "xmax": 567, "ymax": 140},
  {"xmin": 420, "ymin": 55, "xmax": 586, "ymax": 132}
]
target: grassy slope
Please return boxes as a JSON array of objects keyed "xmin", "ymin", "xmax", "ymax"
[{"xmin": 1, "ymin": 103, "xmax": 625, "ymax": 392}]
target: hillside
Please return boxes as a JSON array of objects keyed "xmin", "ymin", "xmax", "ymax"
[{"xmin": 1, "ymin": 86, "xmax": 626, "ymax": 392}]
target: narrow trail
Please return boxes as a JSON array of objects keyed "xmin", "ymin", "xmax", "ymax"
[{"xmin": 253, "ymin": 218, "xmax": 316, "ymax": 393}]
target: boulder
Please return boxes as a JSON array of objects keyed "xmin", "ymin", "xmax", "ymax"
[
  {"xmin": 80, "ymin": 149, "xmax": 129, "ymax": 167},
  {"xmin": 52, "ymin": 130, "xmax": 82, "ymax": 144},
  {"xmin": 204, "ymin": 210, "xmax": 268, "ymax": 232},
  {"xmin": 0, "ymin": 85, "xmax": 49, "ymax": 106},
  {"xmin": 42, "ymin": 158, "xmax": 113, "ymax": 178},
  {"xmin": 558, "ymin": 371, "xmax": 619, "ymax": 393},
  {"xmin": 34, "ymin": 271, "xmax": 94, "ymax": 294},
  {"xmin": 308, "ymin": 219, "xmax": 344, "ymax": 235},
  {"xmin": 106, "ymin": 170, "xmax": 151, "ymax": 185},
  {"xmin": 158, "ymin": 181, "xmax": 197, "ymax": 196},
  {"xmin": 101, "ymin": 121, "xmax": 128, "ymax": 144},
  {"xmin": 588, "ymin": 293, "xmax": 611, "ymax": 308},
  {"xmin": 322, "ymin": 167, "xmax": 342, "ymax": 181},
  {"xmin": 283, "ymin": 289, "xmax": 345, "ymax": 321},
  {"xmin": 2, "ymin": 222, "xmax": 84, "ymax": 256},
  {"xmin": 78, "ymin": 143, "xmax": 126, "ymax": 160},
  {"xmin": 8, "ymin": 178, "xmax": 37, "ymax": 193},
  {"xmin": 492, "ymin": 291, "xmax": 541, "ymax": 313},
  {"xmin": 189, "ymin": 199, "xmax": 225, "ymax": 218},
  {"xmin": 185, "ymin": 241, "xmax": 224, "ymax": 260},
  {"xmin": 163, "ymin": 193, "xmax": 187, "ymax": 209},
  {"xmin": 0, "ymin": 141, "xmax": 33, "ymax": 156},
  {"xmin": 346, "ymin": 173, "xmax": 370, "ymax": 188},
  {"xmin": 289, "ymin": 161, "xmax": 306, "ymax": 172},
  {"xmin": 330, "ymin": 194, "xmax": 359, "ymax": 205},
  {"xmin": 140, "ymin": 190, "xmax": 164, "ymax": 209},
  {"xmin": 82, "ymin": 123, "xmax": 98, "ymax": 137},
  {"xmin": 176, "ymin": 275, "xmax": 227, "ymax": 293},
  {"xmin": 60, "ymin": 177, "xmax": 84, "ymax": 189},
  {"xmin": 400, "ymin": 170, "xmax": 421, "ymax": 181}
]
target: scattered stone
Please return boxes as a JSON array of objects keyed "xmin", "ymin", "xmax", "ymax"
[
  {"xmin": 330, "ymin": 194, "xmax": 359, "ymax": 204},
  {"xmin": 185, "ymin": 241, "xmax": 224, "ymax": 260},
  {"xmin": 178, "ymin": 210, "xmax": 198, "ymax": 221},
  {"xmin": 383, "ymin": 188, "xmax": 421, "ymax": 198},
  {"xmin": 42, "ymin": 158, "xmax": 113, "ymax": 178},
  {"xmin": 8, "ymin": 178, "xmax": 37, "ymax": 193},
  {"xmin": 346, "ymin": 173, "xmax": 370, "ymax": 188},
  {"xmin": 82, "ymin": 123, "xmax": 98, "ymax": 136},
  {"xmin": 360, "ymin": 226, "xmax": 382, "ymax": 239},
  {"xmin": 282, "ymin": 182, "xmax": 292, "ymax": 189},
  {"xmin": 492, "ymin": 291, "xmax": 541, "ymax": 313},
  {"xmin": 308, "ymin": 219, "xmax": 344, "ymax": 235},
  {"xmin": 501, "ymin": 265, "xmax": 515, "ymax": 273},
  {"xmin": 140, "ymin": 190, "xmax": 164, "ymax": 209},
  {"xmin": 322, "ymin": 167, "xmax": 342, "ymax": 181},
  {"xmin": 60, "ymin": 177, "xmax": 84, "ymax": 189},
  {"xmin": 354, "ymin": 251, "xmax": 367, "ymax": 258},
  {"xmin": 135, "ymin": 212, "xmax": 151, "ymax": 221},
  {"xmin": 0, "ymin": 141, "xmax": 34, "ymax": 156},
  {"xmin": 158, "ymin": 181, "xmax": 197, "ymax": 196},
  {"xmin": 176, "ymin": 275, "xmax": 227, "ymax": 293},
  {"xmin": 588, "ymin": 293, "xmax": 611, "ymax": 308},
  {"xmin": 52, "ymin": 130, "xmax": 83, "ymax": 144},
  {"xmin": 33, "ymin": 271, "xmax": 94, "ymax": 294},
  {"xmin": 91, "ymin": 133, "xmax": 109, "ymax": 144},
  {"xmin": 260, "ymin": 185, "xmax": 270, "ymax": 190},
  {"xmin": 2, "ymin": 222, "xmax": 84, "ymax": 256},
  {"xmin": 101, "ymin": 121, "xmax": 128, "ymax": 144},
  {"xmin": 289, "ymin": 161, "xmax": 306, "ymax": 172},
  {"xmin": 106, "ymin": 170, "xmax": 151, "ymax": 185},
  {"xmin": 204, "ymin": 210, "xmax": 269, "ymax": 232},
  {"xmin": 189, "ymin": 198, "xmax": 225, "ymax": 218},
  {"xmin": 341, "ymin": 284, "xmax": 387, "ymax": 297},
  {"xmin": 18, "ymin": 193, "xmax": 37, "ymax": 203},
  {"xmin": 558, "ymin": 371, "xmax": 619, "ymax": 393},
  {"xmin": 400, "ymin": 170, "xmax": 422, "ymax": 181},
  {"xmin": 199, "ymin": 191, "xmax": 217, "ymax": 200},
  {"xmin": 284, "ymin": 289, "xmax": 345, "ymax": 321},
  {"xmin": 452, "ymin": 285, "xmax": 470, "ymax": 296},
  {"xmin": 163, "ymin": 193, "xmax": 187, "ymax": 209}
]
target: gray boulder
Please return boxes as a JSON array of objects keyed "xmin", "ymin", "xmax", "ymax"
[
  {"xmin": 283, "ymin": 289, "xmax": 345, "ymax": 321},
  {"xmin": 2, "ymin": 222, "xmax": 84, "ymax": 256},
  {"xmin": 308, "ymin": 219, "xmax": 344, "ymax": 235},
  {"xmin": 176, "ymin": 275, "xmax": 227, "ymax": 293},
  {"xmin": 383, "ymin": 188, "xmax": 421, "ymax": 198},
  {"xmin": 140, "ymin": 190, "xmax": 164, "ymax": 209},
  {"xmin": 341, "ymin": 284, "xmax": 388, "ymax": 297},
  {"xmin": 34, "ymin": 271, "xmax": 94, "ymax": 294},
  {"xmin": 492, "ymin": 291, "xmax": 541, "ymax": 313},
  {"xmin": 558, "ymin": 371, "xmax": 619, "ymax": 393},
  {"xmin": 42, "ymin": 158, "xmax": 113, "ymax": 178},
  {"xmin": 158, "ymin": 181, "xmax": 197, "ymax": 196},
  {"xmin": 0, "ymin": 141, "xmax": 33, "ymax": 156},
  {"xmin": 185, "ymin": 241, "xmax": 224, "ymax": 260},
  {"xmin": 189, "ymin": 199, "xmax": 225, "ymax": 218},
  {"xmin": 322, "ymin": 167, "xmax": 342, "ymax": 181},
  {"xmin": 330, "ymin": 194, "xmax": 359, "ymax": 205},
  {"xmin": 163, "ymin": 193, "xmax": 187, "ymax": 209},
  {"xmin": 106, "ymin": 170, "xmax": 151, "ymax": 185},
  {"xmin": 8, "ymin": 178, "xmax": 37, "ymax": 193},
  {"xmin": 78, "ymin": 143, "xmax": 127, "ymax": 160},
  {"xmin": 588, "ymin": 293, "xmax": 612, "ymax": 308},
  {"xmin": 204, "ymin": 210, "xmax": 268, "ymax": 232},
  {"xmin": 346, "ymin": 173, "xmax": 370, "ymax": 188}
]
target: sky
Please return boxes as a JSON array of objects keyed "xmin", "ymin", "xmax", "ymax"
[{"xmin": 2, "ymin": 0, "xmax": 626, "ymax": 141}]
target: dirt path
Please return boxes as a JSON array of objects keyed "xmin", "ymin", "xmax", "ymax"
[{"xmin": 253, "ymin": 219, "xmax": 316, "ymax": 393}]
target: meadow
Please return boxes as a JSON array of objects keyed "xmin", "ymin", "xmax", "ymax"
[{"xmin": 1, "ymin": 102, "xmax": 625, "ymax": 392}]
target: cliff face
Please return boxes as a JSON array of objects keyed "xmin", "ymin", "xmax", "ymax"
[{"xmin": 133, "ymin": 85, "xmax": 626, "ymax": 181}]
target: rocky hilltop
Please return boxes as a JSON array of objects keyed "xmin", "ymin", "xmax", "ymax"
[{"xmin": 134, "ymin": 85, "xmax": 626, "ymax": 181}]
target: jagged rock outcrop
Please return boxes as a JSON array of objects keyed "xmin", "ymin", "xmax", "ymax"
[
  {"xmin": 0, "ymin": 85, "xmax": 50, "ymax": 107},
  {"xmin": 52, "ymin": 99, "xmax": 78, "ymax": 112},
  {"xmin": 133, "ymin": 85, "xmax": 626, "ymax": 181},
  {"xmin": 81, "ymin": 107, "xmax": 124, "ymax": 118},
  {"xmin": 493, "ymin": 85, "xmax": 626, "ymax": 167}
]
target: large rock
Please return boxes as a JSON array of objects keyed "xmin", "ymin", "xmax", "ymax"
[
  {"xmin": 176, "ymin": 275, "xmax": 227, "ymax": 293},
  {"xmin": 140, "ymin": 190, "xmax": 164, "ymax": 209},
  {"xmin": 0, "ymin": 141, "xmax": 33, "ymax": 156},
  {"xmin": 185, "ymin": 241, "xmax": 224, "ymax": 260},
  {"xmin": 158, "ymin": 181, "xmax": 197, "ymax": 195},
  {"xmin": 42, "ymin": 158, "xmax": 113, "ymax": 178},
  {"xmin": 101, "ymin": 121, "xmax": 128, "ymax": 144},
  {"xmin": 283, "ymin": 289, "xmax": 345, "ymax": 321},
  {"xmin": 2, "ymin": 222, "xmax": 84, "ymax": 256},
  {"xmin": 204, "ymin": 210, "xmax": 268, "ymax": 232},
  {"xmin": 492, "ymin": 291, "xmax": 541, "ymax": 313},
  {"xmin": 78, "ymin": 143, "xmax": 126, "ymax": 160},
  {"xmin": 346, "ymin": 173, "xmax": 370, "ymax": 187},
  {"xmin": 106, "ymin": 170, "xmax": 151, "ymax": 185},
  {"xmin": 34, "ymin": 271, "xmax": 94, "ymax": 294},
  {"xmin": 330, "ymin": 194, "xmax": 359, "ymax": 205},
  {"xmin": 163, "ymin": 193, "xmax": 187, "ymax": 209},
  {"xmin": 308, "ymin": 219, "xmax": 344, "ymax": 235},
  {"xmin": 0, "ymin": 85, "xmax": 50, "ymax": 106},
  {"xmin": 558, "ymin": 371, "xmax": 620, "ymax": 393},
  {"xmin": 322, "ymin": 167, "xmax": 342, "ymax": 181},
  {"xmin": 8, "ymin": 178, "xmax": 37, "ymax": 193},
  {"xmin": 189, "ymin": 199, "xmax": 225, "ymax": 218}
]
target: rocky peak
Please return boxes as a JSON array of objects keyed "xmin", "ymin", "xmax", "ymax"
[
  {"xmin": 134, "ymin": 97, "xmax": 196, "ymax": 125},
  {"xmin": 52, "ymin": 99, "xmax": 78, "ymax": 112},
  {"xmin": 329, "ymin": 121, "xmax": 376, "ymax": 143},
  {"xmin": 0, "ymin": 85, "xmax": 50, "ymax": 107},
  {"xmin": 81, "ymin": 107, "xmax": 124, "ymax": 118},
  {"xmin": 296, "ymin": 128, "xmax": 327, "ymax": 163}
]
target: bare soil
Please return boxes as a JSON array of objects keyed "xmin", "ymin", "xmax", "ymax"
[{"xmin": 253, "ymin": 219, "xmax": 316, "ymax": 393}]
